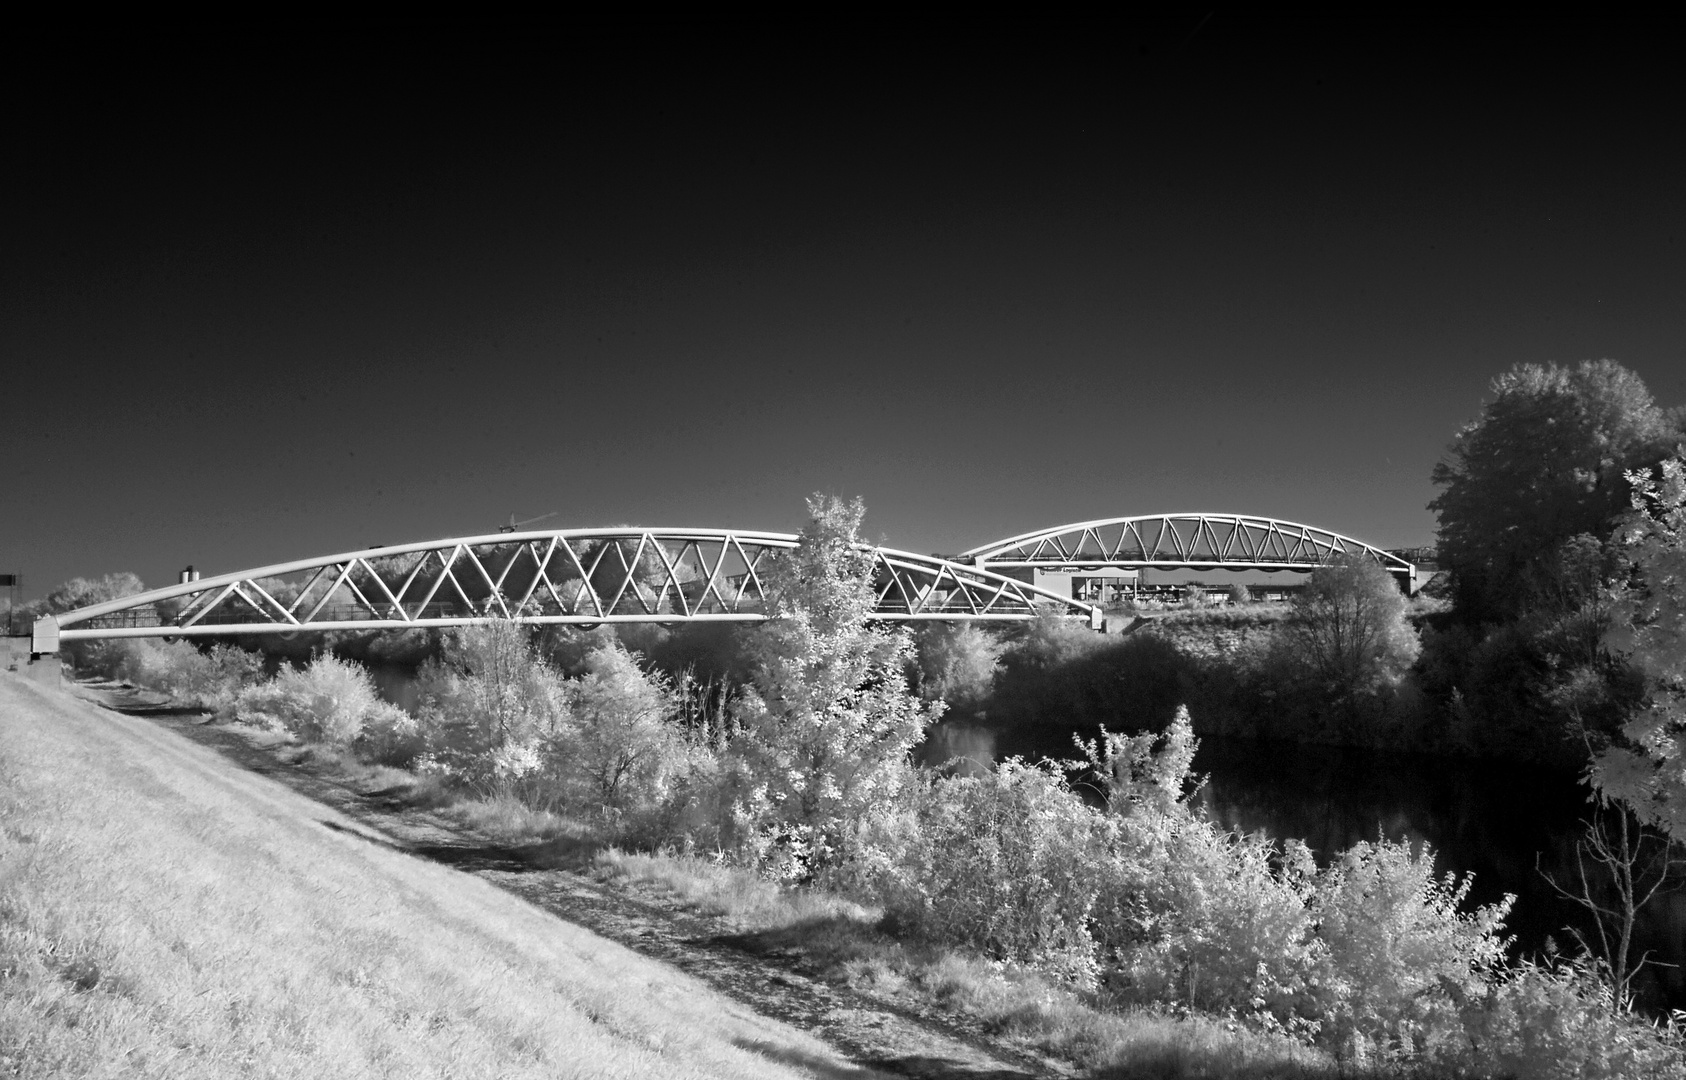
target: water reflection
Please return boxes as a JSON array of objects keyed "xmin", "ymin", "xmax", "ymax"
[{"xmin": 922, "ymin": 720, "xmax": 1686, "ymax": 1011}]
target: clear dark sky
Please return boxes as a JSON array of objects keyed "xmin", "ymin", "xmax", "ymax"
[{"xmin": 5, "ymin": 16, "xmax": 1685, "ymax": 600}]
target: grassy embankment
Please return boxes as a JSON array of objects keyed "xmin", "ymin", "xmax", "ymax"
[{"xmin": 0, "ymin": 677, "xmax": 866, "ymax": 1080}]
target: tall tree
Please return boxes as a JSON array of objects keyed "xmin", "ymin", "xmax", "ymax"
[
  {"xmin": 1282, "ymin": 555, "xmax": 1420, "ymax": 701},
  {"xmin": 727, "ymin": 495, "xmax": 941, "ymax": 872},
  {"xmin": 1430, "ymin": 360, "xmax": 1673, "ymax": 623},
  {"xmin": 36, "ymin": 572, "xmax": 147, "ymax": 614}
]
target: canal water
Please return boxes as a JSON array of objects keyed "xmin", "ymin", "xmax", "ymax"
[{"xmin": 921, "ymin": 720, "xmax": 1686, "ymax": 1011}]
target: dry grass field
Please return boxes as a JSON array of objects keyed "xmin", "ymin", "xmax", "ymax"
[{"xmin": 0, "ymin": 676, "xmax": 878, "ymax": 1079}]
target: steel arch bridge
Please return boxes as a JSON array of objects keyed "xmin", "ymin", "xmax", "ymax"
[
  {"xmin": 36, "ymin": 528, "xmax": 1100, "ymax": 648},
  {"xmin": 961, "ymin": 514, "xmax": 1417, "ymax": 592}
]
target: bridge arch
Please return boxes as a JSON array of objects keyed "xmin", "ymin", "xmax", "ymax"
[
  {"xmin": 38, "ymin": 527, "xmax": 1098, "ymax": 647},
  {"xmin": 961, "ymin": 514, "xmax": 1417, "ymax": 593}
]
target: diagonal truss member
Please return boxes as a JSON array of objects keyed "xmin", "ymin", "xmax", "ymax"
[
  {"xmin": 961, "ymin": 513, "xmax": 1417, "ymax": 592},
  {"xmin": 40, "ymin": 528, "xmax": 1099, "ymax": 645}
]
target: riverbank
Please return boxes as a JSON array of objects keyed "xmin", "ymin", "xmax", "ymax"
[
  {"xmin": 934, "ymin": 711, "xmax": 1686, "ymax": 1014},
  {"xmin": 1, "ymin": 675, "xmax": 1345, "ymax": 1079}
]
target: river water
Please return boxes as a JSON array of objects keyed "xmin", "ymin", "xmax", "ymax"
[{"xmin": 921, "ymin": 721, "xmax": 1686, "ymax": 1011}]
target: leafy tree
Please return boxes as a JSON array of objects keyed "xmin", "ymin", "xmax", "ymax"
[
  {"xmin": 29, "ymin": 572, "xmax": 152, "ymax": 668},
  {"xmin": 35, "ymin": 571, "xmax": 147, "ymax": 614},
  {"xmin": 1279, "ymin": 555, "xmax": 1420, "ymax": 702},
  {"xmin": 911, "ymin": 622, "xmax": 1004, "ymax": 710},
  {"xmin": 726, "ymin": 495, "xmax": 941, "ymax": 872},
  {"xmin": 568, "ymin": 640, "xmax": 685, "ymax": 810},
  {"xmin": 415, "ymin": 621, "xmax": 571, "ymax": 786},
  {"xmin": 1430, "ymin": 360, "xmax": 1674, "ymax": 623},
  {"xmin": 1592, "ymin": 453, "xmax": 1686, "ymax": 837}
]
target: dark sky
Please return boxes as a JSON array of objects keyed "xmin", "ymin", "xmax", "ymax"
[{"xmin": 6, "ymin": 16, "xmax": 1685, "ymax": 600}]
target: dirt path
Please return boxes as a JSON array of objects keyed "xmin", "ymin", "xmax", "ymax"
[{"xmin": 76, "ymin": 682, "xmax": 1067, "ymax": 1080}]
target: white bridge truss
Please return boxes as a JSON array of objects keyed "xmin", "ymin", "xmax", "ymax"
[
  {"xmin": 961, "ymin": 514, "xmax": 1416, "ymax": 591},
  {"xmin": 45, "ymin": 528, "xmax": 1099, "ymax": 644}
]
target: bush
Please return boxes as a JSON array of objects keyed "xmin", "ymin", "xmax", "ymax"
[
  {"xmin": 565, "ymin": 640, "xmax": 690, "ymax": 813},
  {"xmin": 1002, "ymin": 611, "xmax": 1111, "ymax": 673},
  {"xmin": 1101, "ymin": 815, "xmax": 1321, "ymax": 1023},
  {"xmin": 1076, "ymin": 709, "xmax": 1321, "ymax": 1018},
  {"xmin": 862, "ymin": 759, "xmax": 1110, "ymax": 985},
  {"xmin": 1460, "ymin": 952, "xmax": 1686, "ymax": 1079},
  {"xmin": 76, "ymin": 638, "xmax": 265, "ymax": 714},
  {"xmin": 1308, "ymin": 838, "xmax": 1512, "ymax": 1063},
  {"xmin": 855, "ymin": 707, "xmax": 1327, "ymax": 1004},
  {"xmin": 988, "ymin": 627, "xmax": 1194, "ymax": 739},
  {"xmin": 409, "ymin": 622, "xmax": 713, "ymax": 831},
  {"xmin": 237, "ymin": 653, "xmax": 412, "ymax": 747},
  {"xmin": 911, "ymin": 622, "xmax": 1004, "ymax": 710},
  {"xmin": 844, "ymin": 703, "xmax": 1546, "ymax": 1062},
  {"xmin": 412, "ymin": 622, "xmax": 572, "ymax": 787},
  {"xmin": 133, "ymin": 641, "xmax": 266, "ymax": 713}
]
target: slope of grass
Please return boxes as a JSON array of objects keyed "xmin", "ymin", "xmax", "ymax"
[{"xmin": 0, "ymin": 678, "xmax": 868, "ymax": 1080}]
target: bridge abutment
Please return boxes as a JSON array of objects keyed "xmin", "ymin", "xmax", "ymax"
[{"xmin": 2, "ymin": 636, "xmax": 61, "ymax": 689}]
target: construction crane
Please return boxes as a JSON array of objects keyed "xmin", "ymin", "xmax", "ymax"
[{"xmin": 499, "ymin": 511, "xmax": 559, "ymax": 534}]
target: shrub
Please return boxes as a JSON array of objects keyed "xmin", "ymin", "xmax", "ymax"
[
  {"xmin": 237, "ymin": 653, "xmax": 411, "ymax": 747},
  {"xmin": 412, "ymin": 621, "xmax": 571, "ymax": 787},
  {"xmin": 911, "ymin": 622, "xmax": 1004, "ymax": 709},
  {"xmin": 75, "ymin": 638, "xmax": 265, "ymax": 714},
  {"xmin": 564, "ymin": 640, "xmax": 689, "ymax": 813},
  {"xmin": 1073, "ymin": 705, "xmax": 1200, "ymax": 814},
  {"xmin": 1308, "ymin": 838, "xmax": 1513, "ymax": 1063},
  {"xmin": 1100, "ymin": 815, "xmax": 1321, "ymax": 1023},
  {"xmin": 1459, "ymin": 951, "xmax": 1686, "ymax": 1079},
  {"xmin": 863, "ymin": 760, "xmax": 1110, "ymax": 985},
  {"xmin": 1002, "ymin": 610, "xmax": 1110, "ymax": 673},
  {"xmin": 134, "ymin": 641, "xmax": 265, "ymax": 713},
  {"xmin": 409, "ymin": 622, "xmax": 713, "ymax": 830},
  {"xmin": 1077, "ymin": 709, "xmax": 1322, "ymax": 1019},
  {"xmin": 987, "ymin": 626, "xmax": 1193, "ymax": 737}
]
